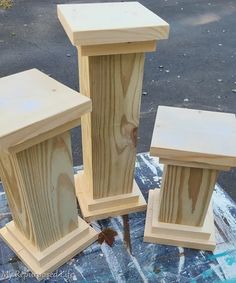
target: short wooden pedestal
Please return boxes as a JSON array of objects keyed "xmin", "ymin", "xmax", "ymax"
[
  {"xmin": 58, "ymin": 2, "xmax": 169, "ymax": 221},
  {"xmin": 144, "ymin": 106, "xmax": 236, "ymax": 251},
  {"xmin": 0, "ymin": 70, "xmax": 98, "ymax": 278}
]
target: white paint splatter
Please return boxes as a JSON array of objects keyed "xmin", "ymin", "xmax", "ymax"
[
  {"xmin": 139, "ymin": 154, "xmax": 158, "ymax": 175},
  {"xmin": 212, "ymin": 184, "xmax": 236, "ymax": 279},
  {"xmin": 209, "ymin": 263, "xmax": 225, "ymax": 281},
  {"xmin": 73, "ymin": 264, "xmax": 87, "ymax": 281},
  {"xmin": 178, "ymin": 247, "xmax": 185, "ymax": 275},
  {"xmin": 100, "ymin": 243, "xmax": 126, "ymax": 283},
  {"xmin": 111, "ymin": 218, "xmax": 148, "ymax": 282}
]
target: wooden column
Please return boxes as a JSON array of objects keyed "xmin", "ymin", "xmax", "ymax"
[
  {"xmin": 0, "ymin": 69, "xmax": 97, "ymax": 278},
  {"xmin": 79, "ymin": 52, "xmax": 144, "ymax": 199},
  {"xmin": 0, "ymin": 132, "xmax": 79, "ymax": 251},
  {"xmin": 144, "ymin": 106, "xmax": 236, "ymax": 251},
  {"xmin": 57, "ymin": 2, "xmax": 169, "ymax": 221},
  {"xmin": 158, "ymin": 165, "xmax": 218, "ymax": 226}
]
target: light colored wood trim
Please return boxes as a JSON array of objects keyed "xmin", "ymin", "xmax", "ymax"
[
  {"xmin": 159, "ymin": 158, "xmax": 231, "ymax": 171},
  {"xmin": 151, "ymin": 147, "xmax": 236, "ymax": 168},
  {"xmin": 0, "ymin": 69, "xmax": 91, "ymax": 152},
  {"xmin": 75, "ymin": 172, "xmax": 140, "ymax": 211},
  {"xmin": 76, "ymin": 175, "xmax": 146, "ymax": 222},
  {"xmin": 0, "ymin": 106, "xmax": 87, "ymax": 152},
  {"xmin": 79, "ymin": 52, "xmax": 145, "ymax": 199},
  {"xmin": 0, "ymin": 217, "xmax": 98, "ymax": 278},
  {"xmin": 159, "ymin": 165, "xmax": 218, "ymax": 226},
  {"xmin": 79, "ymin": 41, "xmax": 157, "ymax": 56},
  {"xmin": 150, "ymin": 105, "xmax": 236, "ymax": 168},
  {"xmin": 9, "ymin": 118, "xmax": 81, "ymax": 154},
  {"xmin": 152, "ymin": 188, "xmax": 214, "ymax": 239},
  {"xmin": 144, "ymin": 190, "xmax": 216, "ymax": 251}
]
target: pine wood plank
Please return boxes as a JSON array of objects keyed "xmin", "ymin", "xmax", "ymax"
[
  {"xmin": 152, "ymin": 188, "xmax": 214, "ymax": 239},
  {"xmin": 144, "ymin": 189, "xmax": 216, "ymax": 251},
  {"xmin": 57, "ymin": 2, "xmax": 169, "ymax": 46},
  {"xmin": 159, "ymin": 165, "xmax": 218, "ymax": 226},
  {"xmin": 0, "ymin": 132, "xmax": 78, "ymax": 251},
  {"xmin": 75, "ymin": 172, "xmax": 140, "ymax": 211},
  {"xmin": 76, "ymin": 178, "xmax": 147, "ymax": 222},
  {"xmin": 79, "ymin": 41, "xmax": 157, "ymax": 56},
  {"xmin": 79, "ymin": 52, "xmax": 145, "ymax": 199}
]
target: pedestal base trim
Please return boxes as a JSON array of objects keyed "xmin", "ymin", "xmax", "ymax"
[
  {"xmin": 0, "ymin": 217, "xmax": 98, "ymax": 278},
  {"xmin": 144, "ymin": 189, "xmax": 216, "ymax": 251},
  {"xmin": 75, "ymin": 172, "xmax": 147, "ymax": 221}
]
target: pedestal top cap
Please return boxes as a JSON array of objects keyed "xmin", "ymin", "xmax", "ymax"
[
  {"xmin": 57, "ymin": 2, "xmax": 169, "ymax": 46},
  {"xmin": 150, "ymin": 106, "xmax": 236, "ymax": 167},
  {"xmin": 0, "ymin": 69, "xmax": 91, "ymax": 151}
]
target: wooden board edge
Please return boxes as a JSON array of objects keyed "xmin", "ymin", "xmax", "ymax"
[
  {"xmin": 79, "ymin": 40, "xmax": 157, "ymax": 56},
  {"xmin": 159, "ymin": 158, "xmax": 231, "ymax": 172},
  {"xmin": 151, "ymin": 189, "xmax": 214, "ymax": 239},
  {"xmin": 76, "ymin": 179, "xmax": 147, "ymax": 221},
  {"xmin": 0, "ymin": 218, "xmax": 98, "ymax": 279},
  {"xmin": 8, "ymin": 118, "xmax": 81, "ymax": 153},
  {"xmin": 144, "ymin": 189, "xmax": 216, "ymax": 251}
]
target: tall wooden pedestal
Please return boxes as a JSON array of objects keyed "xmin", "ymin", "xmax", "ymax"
[{"xmin": 58, "ymin": 2, "xmax": 169, "ymax": 221}]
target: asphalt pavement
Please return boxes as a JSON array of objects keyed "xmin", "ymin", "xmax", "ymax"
[{"xmin": 0, "ymin": 0, "xmax": 236, "ymax": 200}]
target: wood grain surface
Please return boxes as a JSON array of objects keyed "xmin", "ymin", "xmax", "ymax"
[
  {"xmin": 79, "ymin": 41, "xmax": 157, "ymax": 57},
  {"xmin": 0, "ymin": 69, "xmax": 91, "ymax": 151},
  {"xmin": 0, "ymin": 131, "xmax": 78, "ymax": 251},
  {"xmin": 159, "ymin": 165, "xmax": 218, "ymax": 226},
  {"xmin": 79, "ymin": 52, "xmax": 145, "ymax": 199},
  {"xmin": 57, "ymin": 2, "xmax": 169, "ymax": 46},
  {"xmin": 151, "ymin": 106, "xmax": 236, "ymax": 167}
]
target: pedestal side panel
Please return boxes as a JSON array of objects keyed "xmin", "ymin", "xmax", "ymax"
[
  {"xmin": 1, "ymin": 131, "xmax": 78, "ymax": 251},
  {"xmin": 159, "ymin": 165, "xmax": 218, "ymax": 226},
  {"xmin": 79, "ymin": 52, "xmax": 145, "ymax": 199}
]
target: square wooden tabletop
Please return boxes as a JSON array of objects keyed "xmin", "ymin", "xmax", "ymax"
[
  {"xmin": 0, "ymin": 69, "xmax": 91, "ymax": 151},
  {"xmin": 150, "ymin": 106, "xmax": 236, "ymax": 167},
  {"xmin": 57, "ymin": 2, "xmax": 169, "ymax": 46}
]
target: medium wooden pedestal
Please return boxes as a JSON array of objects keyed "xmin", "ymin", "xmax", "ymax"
[
  {"xmin": 0, "ymin": 70, "xmax": 98, "ymax": 278},
  {"xmin": 57, "ymin": 2, "xmax": 169, "ymax": 220},
  {"xmin": 144, "ymin": 106, "xmax": 236, "ymax": 251}
]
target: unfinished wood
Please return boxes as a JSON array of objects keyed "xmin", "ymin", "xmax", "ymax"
[
  {"xmin": 144, "ymin": 189, "xmax": 216, "ymax": 251},
  {"xmin": 0, "ymin": 69, "xmax": 91, "ymax": 151},
  {"xmin": 57, "ymin": 2, "xmax": 169, "ymax": 46},
  {"xmin": 75, "ymin": 172, "xmax": 140, "ymax": 211},
  {"xmin": 79, "ymin": 41, "xmax": 157, "ymax": 56},
  {"xmin": 150, "ymin": 106, "xmax": 236, "ymax": 167},
  {"xmin": 0, "ymin": 132, "xmax": 78, "ymax": 251},
  {"xmin": 0, "ymin": 217, "xmax": 98, "ymax": 278},
  {"xmin": 152, "ymin": 189, "xmax": 214, "ymax": 239},
  {"xmin": 159, "ymin": 158, "xmax": 231, "ymax": 171},
  {"xmin": 9, "ymin": 118, "xmax": 81, "ymax": 154},
  {"xmin": 158, "ymin": 164, "xmax": 218, "ymax": 226},
  {"xmin": 76, "ymin": 177, "xmax": 146, "ymax": 222},
  {"xmin": 79, "ymin": 52, "xmax": 145, "ymax": 199}
]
